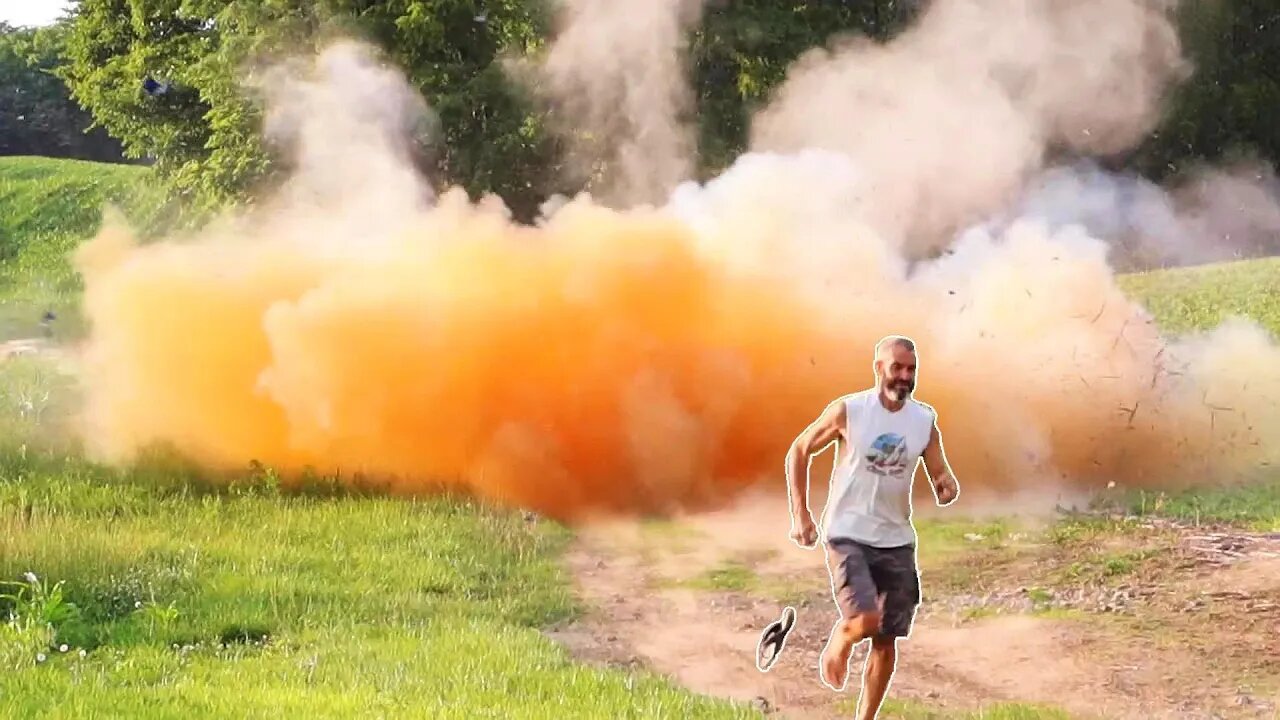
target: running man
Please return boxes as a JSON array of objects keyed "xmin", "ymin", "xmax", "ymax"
[{"xmin": 785, "ymin": 335, "xmax": 959, "ymax": 719}]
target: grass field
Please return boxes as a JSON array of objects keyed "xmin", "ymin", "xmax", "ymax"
[
  {"xmin": 0, "ymin": 157, "xmax": 169, "ymax": 341},
  {"xmin": 0, "ymin": 462, "xmax": 757, "ymax": 718},
  {"xmin": 1119, "ymin": 255, "xmax": 1280, "ymax": 339},
  {"xmin": 2, "ymin": 155, "xmax": 1278, "ymax": 719}
]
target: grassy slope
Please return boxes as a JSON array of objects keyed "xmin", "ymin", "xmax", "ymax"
[
  {"xmin": 2, "ymin": 156, "xmax": 1278, "ymax": 719},
  {"xmin": 0, "ymin": 157, "xmax": 755, "ymax": 719},
  {"xmin": 1112, "ymin": 259, "xmax": 1280, "ymax": 531},
  {"xmin": 0, "ymin": 156, "xmax": 167, "ymax": 340},
  {"xmin": 1119, "ymin": 256, "xmax": 1280, "ymax": 339}
]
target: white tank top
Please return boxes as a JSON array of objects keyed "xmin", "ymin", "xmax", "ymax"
[{"xmin": 821, "ymin": 389, "xmax": 936, "ymax": 548}]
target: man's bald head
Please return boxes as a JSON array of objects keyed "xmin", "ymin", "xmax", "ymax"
[
  {"xmin": 874, "ymin": 335, "xmax": 917, "ymax": 403},
  {"xmin": 875, "ymin": 335, "xmax": 915, "ymax": 361}
]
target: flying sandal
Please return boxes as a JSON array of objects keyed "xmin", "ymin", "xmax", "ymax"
[{"xmin": 755, "ymin": 605, "xmax": 796, "ymax": 672}]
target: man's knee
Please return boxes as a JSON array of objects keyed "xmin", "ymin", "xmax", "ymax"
[
  {"xmin": 870, "ymin": 634, "xmax": 897, "ymax": 654},
  {"xmin": 869, "ymin": 634, "xmax": 898, "ymax": 666},
  {"xmin": 838, "ymin": 610, "xmax": 882, "ymax": 641}
]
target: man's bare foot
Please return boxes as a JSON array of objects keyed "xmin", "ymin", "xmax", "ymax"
[
  {"xmin": 820, "ymin": 631, "xmax": 855, "ymax": 690},
  {"xmin": 819, "ymin": 612, "xmax": 878, "ymax": 691}
]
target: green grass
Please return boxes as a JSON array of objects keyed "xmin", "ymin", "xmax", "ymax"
[
  {"xmin": 0, "ymin": 446, "xmax": 759, "ymax": 718},
  {"xmin": 1110, "ymin": 477, "xmax": 1280, "ymax": 531},
  {"xmin": 636, "ymin": 517, "xmax": 707, "ymax": 554},
  {"xmin": 911, "ymin": 517, "xmax": 1045, "ymax": 593},
  {"xmin": 669, "ymin": 558, "xmax": 812, "ymax": 605},
  {"xmin": 0, "ymin": 156, "xmax": 154, "ymax": 248},
  {"xmin": 1111, "ymin": 254, "xmax": 1280, "ymax": 530},
  {"xmin": 914, "ymin": 518, "xmax": 1030, "ymax": 559},
  {"xmin": 1116, "ymin": 256, "xmax": 1280, "ymax": 339},
  {"xmin": 684, "ymin": 560, "xmax": 760, "ymax": 593},
  {"xmin": 1055, "ymin": 548, "xmax": 1156, "ymax": 585},
  {"xmin": 0, "ymin": 497, "xmax": 760, "ymax": 718},
  {"xmin": 0, "ymin": 156, "xmax": 171, "ymax": 341},
  {"xmin": 0, "ymin": 325, "xmax": 757, "ymax": 719}
]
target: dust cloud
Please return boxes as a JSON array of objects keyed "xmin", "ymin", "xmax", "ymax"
[
  {"xmin": 750, "ymin": 0, "xmax": 1187, "ymax": 259},
  {"xmin": 509, "ymin": 0, "xmax": 706, "ymax": 208},
  {"xmin": 1008, "ymin": 159, "xmax": 1280, "ymax": 270},
  {"xmin": 70, "ymin": 0, "xmax": 1279, "ymax": 526}
]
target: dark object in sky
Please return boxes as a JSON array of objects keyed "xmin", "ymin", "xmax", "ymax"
[
  {"xmin": 142, "ymin": 77, "xmax": 171, "ymax": 97},
  {"xmin": 755, "ymin": 605, "xmax": 797, "ymax": 672}
]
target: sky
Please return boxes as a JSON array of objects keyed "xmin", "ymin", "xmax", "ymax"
[{"xmin": 1, "ymin": 0, "xmax": 72, "ymax": 27}]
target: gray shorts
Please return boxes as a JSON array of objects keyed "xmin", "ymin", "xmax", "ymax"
[{"xmin": 825, "ymin": 537, "xmax": 921, "ymax": 638}]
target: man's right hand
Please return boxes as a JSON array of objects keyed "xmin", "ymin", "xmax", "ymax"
[
  {"xmin": 789, "ymin": 516, "xmax": 818, "ymax": 549},
  {"xmin": 785, "ymin": 399, "xmax": 844, "ymax": 552}
]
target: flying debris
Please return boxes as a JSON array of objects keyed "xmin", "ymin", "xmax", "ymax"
[{"xmin": 142, "ymin": 77, "xmax": 171, "ymax": 97}]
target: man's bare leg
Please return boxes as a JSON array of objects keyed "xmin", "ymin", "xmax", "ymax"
[
  {"xmin": 819, "ymin": 611, "xmax": 880, "ymax": 690},
  {"xmin": 853, "ymin": 635, "xmax": 898, "ymax": 720}
]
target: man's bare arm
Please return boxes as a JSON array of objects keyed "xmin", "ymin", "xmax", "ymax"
[
  {"xmin": 786, "ymin": 399, "xmax": 846, "ymax": 546},
  {"xmin": 922, "ymin": 419, "xmax": 959, "ymax": 506}
]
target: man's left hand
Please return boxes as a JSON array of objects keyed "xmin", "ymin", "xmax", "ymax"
[{"xmin": 934, "ymin": 476, "xmax": 958, "ymax": 506}]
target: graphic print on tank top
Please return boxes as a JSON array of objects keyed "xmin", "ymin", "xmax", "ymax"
[{"xmin": 865, "ymin": 432, "xmax": 910, "ymax": 476}]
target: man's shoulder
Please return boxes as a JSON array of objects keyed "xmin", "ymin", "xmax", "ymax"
[
  {"xmin": 817, "ymin": 390, "xmax": 871, "ymax": 423},
  {"xmin": 833, "ymin": 389, "xmax": 875, "ymax": 411},
  {"xmin": 908, "ymin": 397, "xmax": 938, "ymax": 421}
]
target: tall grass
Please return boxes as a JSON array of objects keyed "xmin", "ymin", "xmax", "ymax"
[{"xmin": 0, "ymin": 351, "xmax": 758, "ymax": 717}]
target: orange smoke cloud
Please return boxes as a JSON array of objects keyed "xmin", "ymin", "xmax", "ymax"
[
  {"xmin": 74, "ymin": 187, "xmax": 856, "ymax": 519},
  {"xmin": 69, "ymin": 37, "xmax": 1279, "ymax": 524}
]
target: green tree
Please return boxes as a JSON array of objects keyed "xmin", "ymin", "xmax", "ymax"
[
  {"xmin": 57, "ymin": 0, "xmax": 564, "ymax": 221},
  {"xmin": 1134, "ymin": 0, "xmax": 1280, "ymax": 178},
  {"xmin": 52, "ymin": 0, "xmax": 1280, "ymax": 222},
  {"xmin": 689, "ymin": 0, "xmax": 922, "ymax": 176},
  {"xmin": 0, "ymin": 20, "xmax": 126, "ymax": 161}
]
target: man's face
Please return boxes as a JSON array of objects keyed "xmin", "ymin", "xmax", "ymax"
[{"xmin": 877, "ymin": 345, "xmax": 917, "ymax": 401}]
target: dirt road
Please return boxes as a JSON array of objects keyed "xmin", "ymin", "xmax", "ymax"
[{"xmin": 544, "ymin": 494, "xmax": 1280, "ymax": 719}]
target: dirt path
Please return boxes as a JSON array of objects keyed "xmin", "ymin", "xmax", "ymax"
[{"xmin": 543, "ymin": 496, "xmax": 1280, "ymax": 720}]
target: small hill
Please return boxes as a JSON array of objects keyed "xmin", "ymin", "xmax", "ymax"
[
  {"xmin": 1118, "ymin": 256, "xmax": 1280, "ymax": 339},
  {"xmin": 2, "ymin": 155, "xmax": 1278, "ymax": 342},
  {"xmin": 0, "ymin": 156, "xmax": 151, "ymax": 246},
  {"xmin": 0, "ymin": 156, "xmax": 166, "ymax": 339}
]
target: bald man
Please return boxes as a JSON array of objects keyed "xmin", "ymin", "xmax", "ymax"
[{"xmin": 785, "ymin": 335, "xmax": 959, "ymax": 719}]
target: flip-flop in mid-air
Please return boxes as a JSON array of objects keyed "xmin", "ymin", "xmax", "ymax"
[{"xmin": 755, "ymin": 605, "xmax": 797, "ymax": 672}]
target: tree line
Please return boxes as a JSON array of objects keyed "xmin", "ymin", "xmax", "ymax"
[{"xmin": 2, "ymin": 0, "xmax": 1277, "ymax": 223}]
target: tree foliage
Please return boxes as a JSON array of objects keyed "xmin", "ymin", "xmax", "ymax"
[
  {"xmin": 1133, "ymin": 0, "xmax": 1280, "ymax": 179},
  {"xmin": 0, "ymin": 21, "xmax": 126, "ymax": 162},
  {"xmin": 56, "ymin": 0, "xmax": 565, "ymax": 220},
  {"xmin": 689, "ymin": 0, "xmax": 922, "ymax": 175},
  {"xmin": 17, "ymin": 0, "xmax": 1280, "ymax": 224}
]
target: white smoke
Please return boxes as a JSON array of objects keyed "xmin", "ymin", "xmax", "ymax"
[{"xmin": 1002, "ymin": 159, "xmax": 1280, "ymax": 270}]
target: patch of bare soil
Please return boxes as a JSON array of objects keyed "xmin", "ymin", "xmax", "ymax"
[
  {"xmin": 542, "ymin": 501, "xmax": 1280, "ymax": 720},
  {"xmin": 1, "ymin": 337, "xmax": 78, "ymax": 373},
  {"xmin": 1131, "ymin": 548, "xmax": 1280, "ymax": 716}
]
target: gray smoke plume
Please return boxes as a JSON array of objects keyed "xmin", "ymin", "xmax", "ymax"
[
  {"xmin": 749, "ymin": 0, "xmax": 1188, "ymax": 259},
  {"xmin": 509, "ymin": 0, "xmax": 706, "ymax": 208},
  {"xmin": 997, "ymin": 158, "xmax": 1280, "ymax": 271}
]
